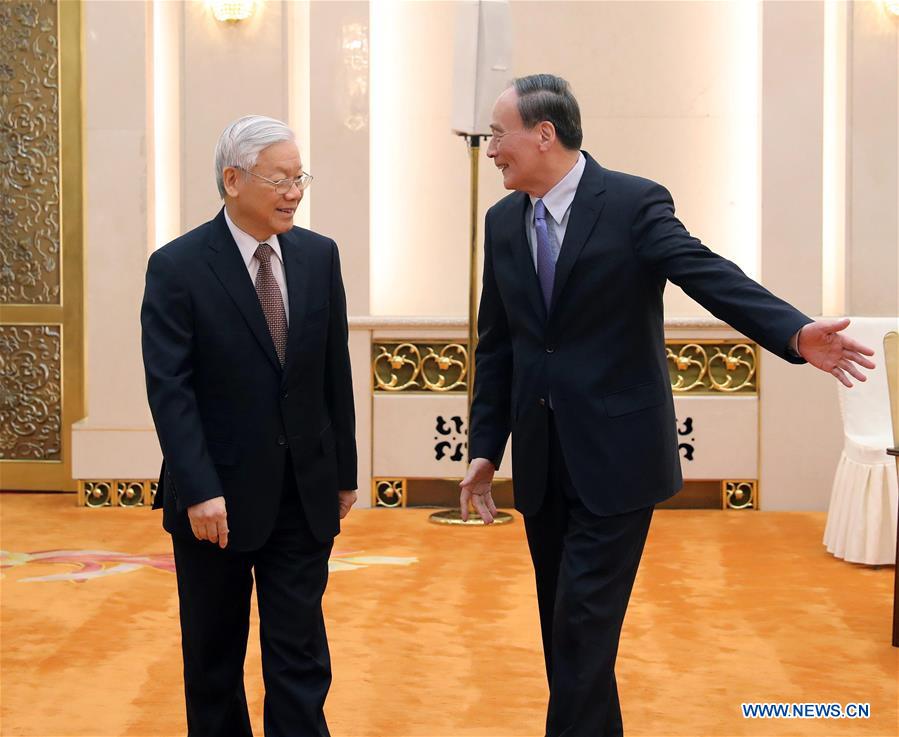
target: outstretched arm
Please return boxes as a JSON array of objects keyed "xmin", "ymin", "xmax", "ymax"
[{"xmin": 632, "ymin": 183, "xmax": 875, "ymax": 385}]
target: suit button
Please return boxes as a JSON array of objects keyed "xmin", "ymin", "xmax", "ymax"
[
  {"xmin": 545, "ymin": 346, "xmax": 555, "ymax": 354},
  {"xmin": 282, "ymin": 391, "xmax": 289, "ymax": 399},
  {"xmin": 538, "ymin": 398, "xmax": 546, "ymax": 407},
  {"xmin": 277, "ymin": 435, "xmax": 287, "ymax": 446}
]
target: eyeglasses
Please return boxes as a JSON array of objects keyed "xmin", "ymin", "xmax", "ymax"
[
  {"xmin": 235, "ymin": 167, "xmax": 314, "ymax": 194},
  {"xmin": 489, "ymin": 129, "xmax": 526, "ymax": 148}
]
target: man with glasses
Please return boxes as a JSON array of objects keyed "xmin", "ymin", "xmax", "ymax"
[
  {"xmin": 141, "ymin": 115, "xmax": 357, "ymax": 737},
  {"xmin": 460, "ymin": 75, "xmax": 875, "ymax": 736}
]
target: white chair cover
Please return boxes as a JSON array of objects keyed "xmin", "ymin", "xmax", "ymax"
[{"xmin": 824, "ymin": 317, "xmax": 899, "ymax": 565}]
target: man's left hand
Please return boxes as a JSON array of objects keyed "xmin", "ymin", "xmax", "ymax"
[
  {"xmin": 797, "ymin": 318, "xmax": 876, "ymax": 387},
  {"xmin": 338, "ymin": 490, "xmax": 357, "ymax": 519}
]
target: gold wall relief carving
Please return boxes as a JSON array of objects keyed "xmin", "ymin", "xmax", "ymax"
[
  {"xmin": 373, "ymin": 342, "xmax": 468, "ymax": 393},
  {"xmin": 371, "ymin": 339, "xmax": 755, "ymax": 395},
  {"xmin": 79, "ymin": 480, "xmax": 112, "ymax": 508},
  {"xmin": 666, "ymin": 341, "xmax": 758, "ymax": 395},
  {"xmin": 78, "ymin": 480, "xmax": 156, "ymax": 508},
  {"xmin": 0, "ymin": 324, "xmax": 61, "ymax": 460},
  {"xmin": 116, "ymin": 480, "xmax": 146, "ymax": 507},
  {"xmin": 722, "ymin": 480, "xmax": 757, "ymax": 510},
  {"xmin": 373, "ymin": 343, "xmax": 421, "ymax": 391},
  {"xmin": 421, "ymin": 344, "xmax": 467, "ymax": 391},
  {"xmin": 372, "ymin": 478, "xmax": 406, "ymax": 508},
  {"xmin": 1, "ymin": 0, "xmax": 83, "ymax": 490},
  {"xmin": 0, "ymin": 0, "xmax": 62, "ymax": 305}
]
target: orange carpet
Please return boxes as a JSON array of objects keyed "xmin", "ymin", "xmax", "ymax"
[{"xmin": 1, "ymin": 494, "xmax": 896, "ymax": 737}]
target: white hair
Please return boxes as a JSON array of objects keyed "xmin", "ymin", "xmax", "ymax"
[{"xmin": 214, "ymin": 115, "xmax": 296, "ymax": 199}]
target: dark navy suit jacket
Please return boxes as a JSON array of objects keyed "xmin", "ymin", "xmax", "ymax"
[
  {"xmin": 469, "ymin": 153, "xmax": 811, "ymax": 516},
  {"xmin": 141, "ymin": 209, "xmax": 357, "ymax": 549}
]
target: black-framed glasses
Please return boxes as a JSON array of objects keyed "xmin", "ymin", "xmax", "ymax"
[{"xmin": 234, "ymin": 167, "xmax": 314, "ymax": 194}]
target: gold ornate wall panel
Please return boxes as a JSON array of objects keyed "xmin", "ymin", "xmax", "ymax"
[
  {"xmin": 0, "ymin": 0, "xmax": 83, "ymax": 491},
  {"xmin": 0, "ymin": 0, "xmax": 61, "ymax": 305},
  {"xmin": 0, "ymin": 324, "xmax": 62, "ymax": 460}
]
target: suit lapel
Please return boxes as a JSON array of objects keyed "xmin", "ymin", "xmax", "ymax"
[
  {"xmin": 508, "ymin": 192, "xmax": 548, "ymax": 322},
  {"xmin": 205, "ymin": 209, "xmax": 282, "ymax": 373},
  {"xmin": 549, "ymin": 155, "xmax": 606, "ymax": 315},
  {"xmin": 281, "ymin": 229, "xmax": 309, "ymax": 376}
]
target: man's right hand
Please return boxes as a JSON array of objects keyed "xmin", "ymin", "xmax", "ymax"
[
  {"xmin": 460, "ymin": 458, "xmax": 498, "ymax": 524},
  {"xmin": 187, "ymin": 496, "xmax": 229, "ymax": 548}
]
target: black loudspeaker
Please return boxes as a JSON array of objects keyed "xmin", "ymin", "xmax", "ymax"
[{"xmin": 451, "ymin": 0, "xmax": 512, "ymax": 136}]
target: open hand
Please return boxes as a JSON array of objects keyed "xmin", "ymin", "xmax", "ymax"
[
  {"xmin": 797, "ymin": 318, "xmax": 876, "ymax": 388},
  {"xmin": 187, "ymin": 496, "xmax": 228, "ymax": 548},
  {"xmin": 460, "ymin": 458, "xmax": 498, "ymax": 524}
]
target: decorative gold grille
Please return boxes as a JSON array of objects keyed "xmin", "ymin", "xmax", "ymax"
[
  {"xmin": 372, "ymin": 478, "xmax": 406, "ymax": 508},
  {"xmin": 372, "ymin": 339, "xmax": 758, "ymax": 395},
  {"xmin": 666, "ymin": 342, "xmax": 758, "ymax": 394},
  {"xmin": 722, "ymin": 480, "xmax": 757, "ymax": 510},
  {"xmin": 79, "ymin": 480, "xmax": 155, "ymax": 508},
  {"xmin": 373, "ymin": 343, "xmax": 468, "ymax": 393}
]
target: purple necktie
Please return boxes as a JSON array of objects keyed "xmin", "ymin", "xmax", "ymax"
[
  {"xmin": 534, "ymin": 199, "xmax": 556, "ymax": 310},
  {"xmin": 254, "ymin": 243, "xmax": 287, "ymax": 366}
]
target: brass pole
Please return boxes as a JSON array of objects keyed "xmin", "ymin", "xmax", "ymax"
[
  {"xmin": 429, "ymin": 133, "xmax": 512, "ymax": 526},
  {"xmin": 467, "ymin": 134, "xmax": 480, "ymax": 417}
]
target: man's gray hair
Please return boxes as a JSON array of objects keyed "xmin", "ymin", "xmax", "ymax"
[
  {"xmin": 512, "ymin": 74, "xmax": 583, "ymax": 151},
  {"xmin": 214, "ymin": 115, "xmax": 295, "ymax": 199}
]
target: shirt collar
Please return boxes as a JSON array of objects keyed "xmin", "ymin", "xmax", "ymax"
[
  {"xmin": 529, "ymin": 152, "xmax": 586, "ymax": 225},
  {"xmin": 223, "ymin": 207, "xmax": 283, "ymax": 268}
]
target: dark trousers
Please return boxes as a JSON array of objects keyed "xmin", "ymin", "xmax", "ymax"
[
  {"xmin": 524, "ymin": 414, "xmax": 654, "ymax": 737},
  {"xmin": 171, "ymin": 468, "xmax": 333, "ymax": 737}
]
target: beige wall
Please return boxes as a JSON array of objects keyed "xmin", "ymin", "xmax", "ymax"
[
  {"xmin": 371, "ymin": 0, "xmax": 763, "ymax": 317},
  {"xmin": 310, "ymin": 1, "xmax": 370, "ymax": 316},
  {"xmin": 73, "ymin": 1, "xmax": 159, "ymax": 480},
  {"xmin": 761, "ymin": 1, "xmax": 825, "ymax": 317},
  {"xmin": 759, "ymin": 0, "xmax": 898, "ymax": 510},
  {"xmin": 847, "ymin": 0, "xmax": 899, "ymax": 316},
  {"xmin": 513, "ymin": 0, "xmax": 763, "ymax": 319},
  {"xmin": 180, "ymin": 1, "xmax": 291, "ymax": 231},
  {"xmin": 758, "ymin": 1, "xmax": 832, "ymax": 511},
  {"xmin": 73, "ymin": 0, "xmax": 898, "ymax": 511}
]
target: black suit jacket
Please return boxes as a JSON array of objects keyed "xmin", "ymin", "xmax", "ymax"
[
  {"xmin": 141, "ymin": 209, "xmax": 357, "ymax": 549},
  {"xmin": 469, "ymin": 153, "xmax": 811, "ymax": 517}
]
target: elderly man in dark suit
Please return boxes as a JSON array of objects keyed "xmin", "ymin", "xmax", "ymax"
[
  {"xmin": 141, "ymin": 115, "xmax": 357, "ymax": 737},
  {"xmin": 461, "ymin": 74, "xmax": 874, "ymax": 737}
]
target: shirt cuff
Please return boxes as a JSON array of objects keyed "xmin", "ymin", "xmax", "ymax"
[{"xmin": 787, "ymin": 326, "xmax": 803, "ymax": 358}]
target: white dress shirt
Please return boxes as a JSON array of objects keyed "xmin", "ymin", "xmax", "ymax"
[
  {"xmin": 525, "ymin": 152, "xmax": 587, "ymax": 269},
  {"xmin": 224, "ymin": 207, "xmax": 290, "ymax": 325}
]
